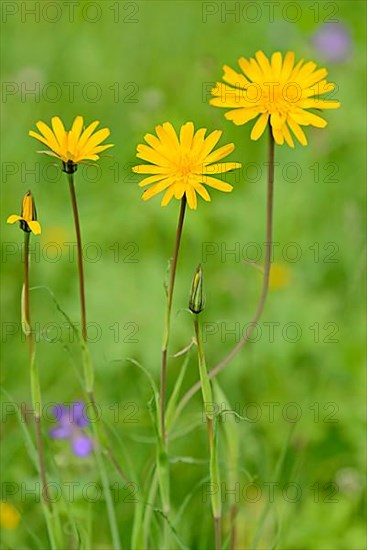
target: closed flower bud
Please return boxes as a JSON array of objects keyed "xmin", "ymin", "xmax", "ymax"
[{"xmin": 189, "ymin": 264, "xmax": 205, "ymax": 314}]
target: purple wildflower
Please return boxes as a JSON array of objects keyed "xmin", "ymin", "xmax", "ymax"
[
  {"xmin": 49, "ymin": 401, "xmax": 93, "ymax": 457},
  {"xmin": 312, "ymin": 23, "xmax": 351, "ymax": 63}
]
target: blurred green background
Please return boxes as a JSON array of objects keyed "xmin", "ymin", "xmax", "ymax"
[{"xmin": 1, "ymin": 1, "xmax": 366, "ymax": 548}]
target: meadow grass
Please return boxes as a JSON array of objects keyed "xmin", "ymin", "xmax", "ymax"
[{"xmin": 1, "ymin": 1, "xmax": 366, "ymax": 548}]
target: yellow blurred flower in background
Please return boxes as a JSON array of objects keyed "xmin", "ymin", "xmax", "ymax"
[
  {"xmin": 269, "ymin": 263, "xmax": 292, "ymax": 290},
  {"xmin": 0, "ymin": 502, "xmax": 20, "ymax": 529}
]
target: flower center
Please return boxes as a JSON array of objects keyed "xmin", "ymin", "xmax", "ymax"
[
  {"xmin": 259, "ymin": 81, "xmax": 300, "ymax": 114},
  {"xmin": 177, "ymin": 152, "xmax": 195, "ymax": 178}
]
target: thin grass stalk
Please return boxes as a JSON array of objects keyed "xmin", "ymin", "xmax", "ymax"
[
  {"xmin": 194, "ymin": 315, "xmax": 221, "ymax": 550},
  {"xmin": 65, "ymin": 169, "xmax": 121, "ymax": 548},
  {"xmin": 23, "ymin": 232, "xmax": 61, "ymax": 547},
  {"xmin": 24, "ymin": 232, "xmax": 49, "ymax": 507}
]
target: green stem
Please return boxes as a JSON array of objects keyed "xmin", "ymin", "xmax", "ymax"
[
  {"xmin": 158, "ymin": 196, "xmax": 186, "ymax": 548},
  {"xmin": 160, "ymin": 196, "xmax": 186, "ymax": 442},
  {"xmin": 66, "ymin": 171, "xmax": 120, "ymax": 547},
  {"xmin": 194, "ymin": 316, "xmax": 221, "ymax": 550},
  {"xmin": 174, "ymin": 128, "xmax": 275, "ymax": 424},
  {"xmin": 67, "ymin": 173, "xmax": 87, "ymax": 342},
  {"xmin": 89, "ymin": 418, "xmax": 121, "ymax": 550},
  {"xmin": 24, "ymin": 233, "xmax": 51, "ymax": 509}
]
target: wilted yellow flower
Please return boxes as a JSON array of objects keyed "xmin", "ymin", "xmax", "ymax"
[
  {"xmin": 132, "ymin": 121, "xmax": 241, "ymax": 209},
  {"xmin": 0, "ymin": 502, "xmax": 20, "ymax": 529},
  {"xmin": 189, "ymin": 264, "xmax": 206, "ymax": 314},
  {"xmin": 7, "ymin": 191, "xmax": 41, "ymax": 235},
  {"xmin": 29, "ymin": 115, "xmax": 114, "ymax": 169},
  {"xmin": 210, "ymin": 50, "xmax": 340, "ymax": 147}
]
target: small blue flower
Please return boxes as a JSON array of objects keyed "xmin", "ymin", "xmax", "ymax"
[{"xmin": 49, "ymin": 401, "xmax": 93, "ymax": 458}]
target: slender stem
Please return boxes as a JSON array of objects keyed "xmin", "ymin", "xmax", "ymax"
[
  {"xmin": 35, "ymin": 415, "xmax": 50, "ymax": 504},
  {"xmin": 160, "ymin": 196, "xmax": 187, "ymax": 442},
  {"xmin": 229, "ymin": 504, "xmax": 238, "ymax": 550},
  {"xmin": 87, "ymin": 389, "xmax": 128, "ymax": 481},
  {"xmin": 174, "ymin": 128, "xmax": 275, "ymax": 424},
  {"xmin": 194, "ymin": 317, "xmax": 221, "ymax": 550},
  {"xmin": 23, "ymin": 233, "xmax": 33, "ymax": 357},
  {"xmin": 24, "ymin": 233, "xmax": 51, "ymax": 510},
  {"xmin": 67, "ymin": 173, "xmax": 87, "ymax": 342}
]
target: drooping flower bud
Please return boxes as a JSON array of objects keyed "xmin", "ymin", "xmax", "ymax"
[{"xmin": 7, "ymin": 191, "xmax": 41, "ymax": 235}]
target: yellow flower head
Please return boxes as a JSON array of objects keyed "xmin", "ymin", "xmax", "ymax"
[
  {"xmin": 7, "ymin": 191, "xmax": 41, "ymax": 235},
  {"xmin": 210, "ymin": 50, "xmax": 341, "ymax": 147},
  {"xmin": 29, "ymin": 115, "xmax": 114, "ymax": 170},
  {"xmin": 132, "ymin": 121, "xmax": 241, "ymax": 209}
]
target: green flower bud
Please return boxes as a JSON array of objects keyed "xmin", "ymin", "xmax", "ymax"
[{"xmin": 189, "ymin": 264, "xmax": 205, "ymax": 314}]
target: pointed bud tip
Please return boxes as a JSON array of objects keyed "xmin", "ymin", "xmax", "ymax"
[{"xmin": 189, "ymin": 264, "xmax": 205, "ymax": 314}]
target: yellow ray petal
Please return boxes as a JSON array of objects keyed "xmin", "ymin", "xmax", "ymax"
[
  {"xmin": 199, "ymin": 130, "xmax": 222, "ymax": 161},
  {"xmin": 255, "ymin": 51, "xmax": 272, "ymax": 79},
  {"xmin": 204, "ymin": 143, "xmax": 235, "ymax": 165},
  {"xmin": 211, "ymin": 82, "xmax": 249, "ymax": 107},
  {"xmin": 222, "ymin": 65, "xmax": 250, "ymax": 89},
  {"xmin": 77, "ymin": 120, "xmax": 100, "ymax": 149},
  {"xmin": 35, "ymin": 121, "xmax": 61, "ymax": 153},
  {"xmin": 51, "ymin": 117, "xmax": 67, "ymax": 149},
  {"xmin": 185, "ymin": 186, "xmax": 197, "ymax": 209},
  {"xmin": 201, "ymin": 176, "xmax": 233, "ymax": 192},
  {"xmin": 180, "ymin": 122, "xmax": 195, "ymax": 150},
  {"xmin": 299, "ymin": 99, "xmax": 340, "ymax": 110},
  {"xmin": 287, "ymin": 117, "xmax": 308, "ymax": 145},
  {"xmin": 250, "ymin": 113, "xmax": 269, "ymax": 140},
  {"xmin": 142, "ymin": 177, "xmax": 176, "ymax": 200},
  {"xmin": 81, "ymin": 128, "xmax": 110, "ymax": 150},
  {"xmin": 272, "ymin": 128, "xmax": 284, "ymax": 145},
  {"xmin": 238, "ymin": 56, "xmax": 263, "ymax": 82},
  {"xmin": 29, "ymin": 130, "xmax": 53, "ymax": 150},
  {"xmin": 7, "ymin": 214, "xmax": 22, "ymax": 224},
  {"xmin": 161, "ymin": 186, "xmax": 176, "ymax": 207},
  {"xmin": 68, "ymin": 115, "xmax": 84, "ymax": 152},
  {"xmin": 280, "ymin": 51, "xmax": 295, "ymax": 82},
  {"xmin": 191, "ymin": 128, "xmax": 207, "ymax": 156},
  {"xmin": 270, "ymin": 52, "xmax": 282, "ymax": 79},
  {"xmin": 137, "ymin": 174, "xmax": 166, "ymax": 188},
  {"xmin": 225, "ymin": 108, "xmax": 259, "ymax": 125},
  {"xmin": 27, "ymin": 220, "xmax": 42, "ymax": 235},
  {"xmin": 136, "ymin": 144, "xmax": 170, "ymax": 166},
  {"xmin": 194, "ymin": 182, "xmax": 211, "ymax": 202},
  {"xmin": 203, "ymin": 162, "xmax": 241, "ymax": 175},
  {"xmin": 282, "ymin": 124, "xmax": 294, "ymax": 148},
  {"xmin": 292, "ymin": 109, "xmax": 327, "ymax": 128},
  {"xmin": 132, "ymin": 164, "xmax": 171, "ymax": 175}
]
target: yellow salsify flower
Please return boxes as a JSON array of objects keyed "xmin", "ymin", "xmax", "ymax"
[
  {"xmin": 0, "ymin": 502, "xmax": 20, "ymax": 529},
  {"xmin": 7, "ymin": 191, "xmax": 41, "ymax": 235},
  {"xmin": 29, "ymin": 115, "xmax": 114, "ymax": 170},
  {"xmin": 132, "ymin": 121, "xmax": 241, "ymax": 209},
  {"xmin": 210, "ymin": 50, "xmax": 340, "ymax": 147}
]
